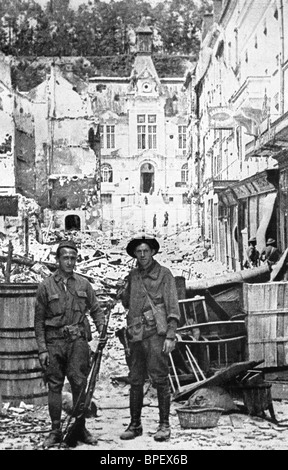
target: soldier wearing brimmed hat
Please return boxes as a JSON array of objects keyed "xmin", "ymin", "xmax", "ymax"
[
  {"xmin": 118, "ymin": 234, "xmax": 180, "ymax": 442},
  {"xmin": 34, "ymin": 239, "xmax": 106, "ymax": 448},
  {"xmin": 260, "ymin": 237, "xmax": 281, "ymax": 266}
]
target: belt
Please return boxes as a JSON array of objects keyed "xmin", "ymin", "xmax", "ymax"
[
  {"xmin": 46, "ymin": 323, "xmax": 85, "ymax": 339},
  {"xmin": 142, "ymin": 299, "xmax": 163, "ymax": 314}
]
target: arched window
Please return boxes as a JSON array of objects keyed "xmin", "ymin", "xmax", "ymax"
[
  {"xmin": 65, "ymin": 214, "xmax": 81, "ymax": 231},
  {"xmin": 181, "ymin": 163, "xmax": 189, "ymax": 183},
  {"xmin": 101, "ymin": 163, "xmax": 113, "ymax": 183}
]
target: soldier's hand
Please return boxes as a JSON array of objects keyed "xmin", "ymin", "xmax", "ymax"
[
  {"xmin": 115, "ymin": 277, "xmax": 128, "ymax": 300},
  {"xmin": 162, "ymin": 338, "xmax": 176, "ymax": 355},
  {"xmin": 39, "ymin": 351, "xmax": 49, "ymax": 370}
]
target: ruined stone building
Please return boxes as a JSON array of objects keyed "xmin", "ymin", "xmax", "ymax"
[
  {"xmin": 0, "ymin": 53, "xmax": 16, "ymax": 233},
  {"xmin": 0, "ymin": 53, "xmax": 101, "ymax": 235},
  {"xmin": 188, "ymin": 0, "xmax": 288, "ymax": 270},
  {"xmin": 0, "ymin": 19, "xmax": 194, "ymax": 236}
]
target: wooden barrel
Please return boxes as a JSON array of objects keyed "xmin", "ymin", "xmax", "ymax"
[{"xmin": 0, "ymin": 283, "xmax": 47, "ymax": 406}]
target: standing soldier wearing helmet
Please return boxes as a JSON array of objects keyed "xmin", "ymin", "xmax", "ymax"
[
  {"xmin": 34, "ymin": 240, "xmax": 106, "ymax": 448},
  {"xmin": 118, "ymin": 234, "xmax": 180, "ymax": 442},
  {"xmin": 244, "ymin": 236, "xmax": 260, "ymax": 268}
]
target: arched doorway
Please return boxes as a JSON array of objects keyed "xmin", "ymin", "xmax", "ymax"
[
  {"xmin": 140, "ymin": 163, "xmax": 155, "ymax": 193},
  {"xmin": 65, "ymin": 214, "xmax": 81, "ymax": 231}
]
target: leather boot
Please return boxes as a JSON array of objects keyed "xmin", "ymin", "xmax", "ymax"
[
  {"xmin": 120, "ymin": 385, "xmax": 143, "ymax": 440},
  {"xmin": 43, "ymin": 420, "xmax": 63, "ymax": 448},
  {"xmin": 154, "ymin": 383, "xmax": 171, "ymax": 442},
  {"xmin": 76, "ymin": 417, "xmax": 98, "ymax": 446}
]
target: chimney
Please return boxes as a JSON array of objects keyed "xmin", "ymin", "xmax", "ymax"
[
  {"xmin": 202, "ymin": 14, "xmax": 213, "ymax": 40},
  {"xmin": 213, "ymin": 0, "xmax": 223, "ymax": 24}
]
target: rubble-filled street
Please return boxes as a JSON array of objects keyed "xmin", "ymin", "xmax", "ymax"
[
  {"xmin": 1, "ymin": 200, "xmax": 288, "ymax": 452},
  {"xmin": 1, "ymin": 298, "xmax": 288, "ymax": 452}
]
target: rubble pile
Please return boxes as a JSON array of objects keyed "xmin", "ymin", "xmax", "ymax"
[
  {"xmin": 0, "ymin": 202, "xmax": 230, "ymax": 287},
  {"xmin": 0, "ymin": 197, "xmax": 246, "ymax": 450}
]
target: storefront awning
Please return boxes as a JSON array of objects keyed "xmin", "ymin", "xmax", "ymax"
[{"xmin": 256, "ymin": 192, "xmax": 277, "ymax": 255}]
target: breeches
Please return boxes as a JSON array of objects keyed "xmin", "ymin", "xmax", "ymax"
[
  {"xmin": 129, "ymin": 333, "xmax": 169, "ymax": 387},
  {"xmin": 46, "ymin": 337, "xmax": 90, "ymax": 394}
]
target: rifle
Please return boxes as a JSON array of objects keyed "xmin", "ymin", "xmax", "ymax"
[{"xmin": 61, "ymin": 304, "xmax": 111, "ymax": 447}]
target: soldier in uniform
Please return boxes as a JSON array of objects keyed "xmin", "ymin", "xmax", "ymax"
[
  {"xmin": 34, "ymin": 240, "xmax": 105, "ymax": 448},
  {"xmin": 119, "ymin": 235, "xmax": 180, "ymax": 442},
  {"xmin": 245, "ymin": 236, "xmax": 259, "ymax": 268}
]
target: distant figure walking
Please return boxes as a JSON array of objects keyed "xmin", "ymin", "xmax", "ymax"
[
  {"xmin": 163, "ymin": 211, "xmax": 169, "ymax": 227},
  {"xmin": 153, "ymin": 213, "xmax": 157, "ymax": 229}
]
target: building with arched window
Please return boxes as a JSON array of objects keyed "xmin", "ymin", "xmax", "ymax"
[
  {"xmin": 89, "ymin": 18, "xmax": 194, "ymax": 231},
  {"xmin": 101, "ymin": 163, "xmax": 113, "ymax": 183},
  {"xmin": 181, "ymin": 163, "xmax": 189, "ymax": 184},
  {"xmin": 2, "ymin": 20, "xmax": 194, "ymax": 234}
]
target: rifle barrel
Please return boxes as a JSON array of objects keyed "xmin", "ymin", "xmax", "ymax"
[{"xmin": 62, "ymin": 305, "xmax": 111, "ymax": 446}]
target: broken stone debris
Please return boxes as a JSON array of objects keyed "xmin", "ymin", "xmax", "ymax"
[
  {"xmin": 0, "ymin": 196, "xmax": 228, "ymax": 286},
  {"xmin": 3, "ymin": 195, "xmax": 281, "ymax": 449}
]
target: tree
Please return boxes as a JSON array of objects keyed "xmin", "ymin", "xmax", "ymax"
[
  {"xmin": 153, "ymin": 0, "xmax": 212, "ymax": 55},
  {"xmin": 0, "ymin": 0, "xmax": 212, "ymax": 57}
]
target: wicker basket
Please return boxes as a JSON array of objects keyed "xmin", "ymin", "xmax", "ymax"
[{"xmin": 176, "ymin": 406, "xmax": 223, "ymax": 429}]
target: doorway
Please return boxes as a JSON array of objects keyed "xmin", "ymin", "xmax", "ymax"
[
  {"xmin": 65, "ymin": 214, "xmax": 81, "ymax": 231},
  {"xmin": 140, "ymin": 163, "xmax": 154, "ymax": 193}
]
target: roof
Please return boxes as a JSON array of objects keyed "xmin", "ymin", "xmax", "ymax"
[{"xmin": 11, "ymin": 54, "xmax": 196, "ymax": 91}]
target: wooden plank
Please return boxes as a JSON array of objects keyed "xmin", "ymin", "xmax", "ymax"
[
  {"xmin": 277, "ymin": 282, "xmax": 285, "ymax": 311},
  {"xmin": 4, "ymin": 240, "xmax": 13, "ymax": 283},
  {"xmin": 205, "ymin": 289, "xmax": 230, "ymax": 321},
  {"xmin": 172, "ymin": 360, "xmax": 264, "ymax": 402},
  {"xmin": 248, "ymin": 342, "xmax": 264, "ymax": 364},
  {"xmin": 266, "ymin": 381, "xmax": 288, "ymax": 400},
  {"xmin": 284, "ymin": 282, "xmax": 288, "ymax": 308},
  {"xmin": 277, "ymin": 341, "xmax": 285, "ymax": 367},
  {"xmin": 264, "ymin": 341, "xmax": 277, "ymax": 368}
]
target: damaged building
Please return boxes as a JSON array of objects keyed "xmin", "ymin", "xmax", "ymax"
[
  {"xmin": 0, "ymin": 19, "xmax": 195, "ymax": 236},
  {"xmin": 0, "ymin": 54, "xmax": 102, "ymax": 234},
  {"xmin": 187, "ymin": 0, "xmax": 288, "ymax": 270}
]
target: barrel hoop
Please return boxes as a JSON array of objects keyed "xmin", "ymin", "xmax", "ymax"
[
  {"xmin": 0, "ymin": 367, "xmax": 43, "ymax": 374},
  {"xmin": 0, "ymin": 327, "xmax": 35, "ymax": 333},
  {"xmin": 0, "ymin": 293, "xmax": 36, "ymax": 298},
  {"xmin": 1, "ymin": 391, "xmax": 47, "ymax": 400},
  {"xmin": 0, "ymin": 350, "xmax": 39, "ymax": 356}
]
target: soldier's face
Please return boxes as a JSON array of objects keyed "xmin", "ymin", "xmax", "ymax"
[
  {"xmin": 134, "ymin": 243, "xmax": 155, "ymax": 269},
  {"xmin": 57, "ymin": 247, "xmax": 77, "ymax": 275}
]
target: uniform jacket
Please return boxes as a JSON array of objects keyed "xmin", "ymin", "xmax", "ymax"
[
  {"xmin": 34, "ymin": 270, "xmax": 104, "ymax": 354},
  {"xmin": 261, "ymin": 245, "xmax": 281, "ymax": 264},
  {"xmin": 121, "ymin": 260, "xmax": 180, "ymax": 342}
]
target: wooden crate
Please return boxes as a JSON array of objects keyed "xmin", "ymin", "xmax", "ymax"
[
  {"xmin": 243, "ymin": 282, "xmax": 288, "ymax": 368},
  {"xmin": 265, "ymin": 381, "xmax": 288, "ymax": 400}
]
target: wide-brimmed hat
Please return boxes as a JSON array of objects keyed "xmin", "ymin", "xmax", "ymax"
[
  {"xmin": 56, "ymin": 240, "xmax": 78, "ymax": 257},
  {"xmin": 266, "ymin": 238, "xmax": 276, "ymax": 246},
  {"xmin": 126, "ymin": 235, "xmax": 160, "ymax": 258}
]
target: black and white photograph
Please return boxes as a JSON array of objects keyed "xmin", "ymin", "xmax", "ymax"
[{"xmin": 0, "ymin": 0, "xmax": 288, "ymax": 454}]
